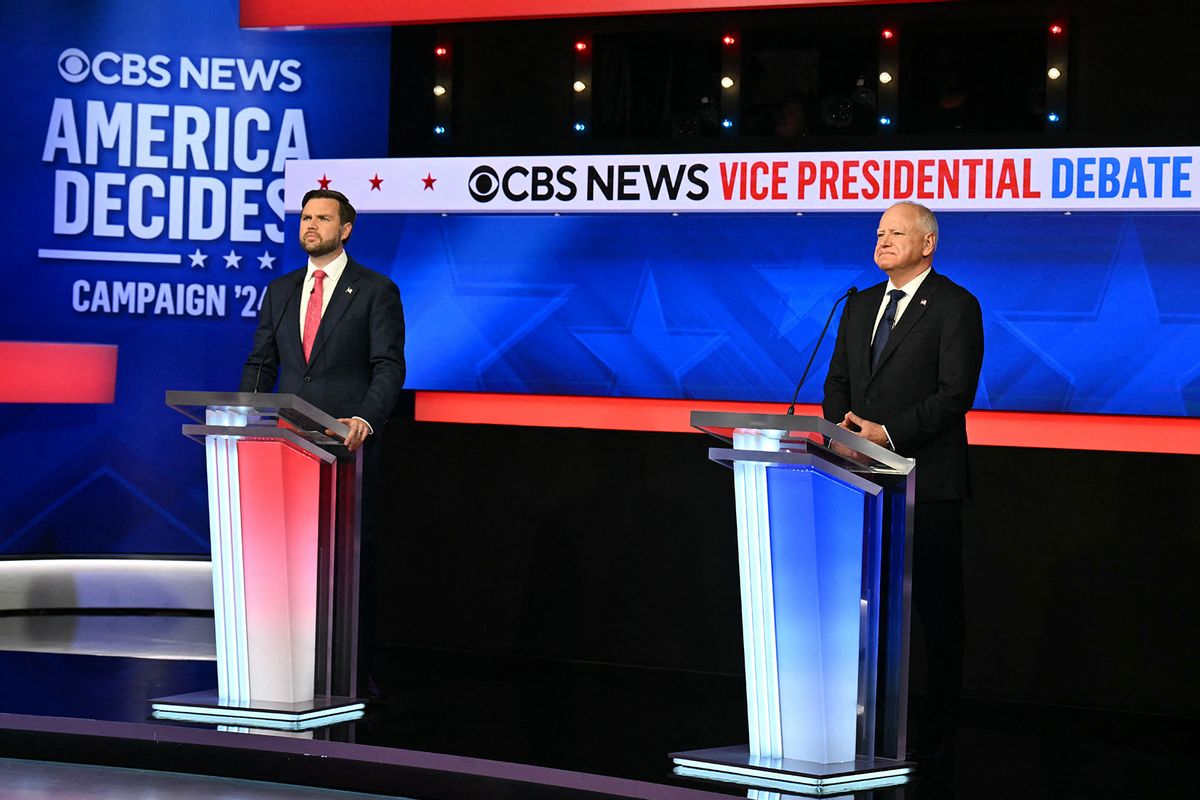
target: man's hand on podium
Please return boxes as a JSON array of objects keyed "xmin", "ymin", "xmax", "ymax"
[
  {"xmin": 839, "ymin": 411, "xmax": 890, "ymax": 448},
  {"xmin": 327, "ymin": 416, "xmax": 371, "ymax": 452}
]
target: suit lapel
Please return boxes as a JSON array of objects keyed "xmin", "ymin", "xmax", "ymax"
[
  {"xmin": 305, "ymin": 259, "xmax": 363, "ymax": 369},
  {"xmin": 277, "ymin": 271, "xmax": 305, "ymax": 366},
  {"xmin": 869, "ymin": 271, "xmax": 942, "ymax": 380}
]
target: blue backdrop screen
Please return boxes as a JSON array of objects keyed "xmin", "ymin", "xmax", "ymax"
[{"xmin": 351, "ymin": 210, "xmax": 1200, "ymax": 416}]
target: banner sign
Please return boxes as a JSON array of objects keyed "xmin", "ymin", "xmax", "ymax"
[
  {"xmin": 241, "ymin": 0, "xmax": 927, "ymax": 28},
  {"xmin": 0, "ymin": 1, "xmax": 390, "ymax": 556},
  {"xmin": 285, "ymin": 148, "xmax": 1200, "ymax": 214}
]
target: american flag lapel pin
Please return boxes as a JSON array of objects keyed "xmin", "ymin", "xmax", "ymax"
[
  {"xmin": 920, "ymin": 299, "xmax": 927, "ymax": 306},
  {"xmin": 346, "ymin": 287, "xmax": 354, "ymax": 294}
]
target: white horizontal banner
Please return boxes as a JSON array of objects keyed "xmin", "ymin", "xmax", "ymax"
[{"xmin": 285, "ymin": 147, "xmax": 1200, "ymax": 214}]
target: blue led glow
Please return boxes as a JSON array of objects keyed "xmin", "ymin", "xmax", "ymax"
[
  {"xmin": 1048, "ymin": 112, "xmax": 1061, "ymax": 123},
  {"xmin": 765, "ymin": 467, "xmax": 869, "ymax": 762},
  {"xmin": 574, "ymin": 122, "xmax": 587, "ymax": 132},
  {"xmin": 721, "ymin": 119, "xmax": 734, "ymax": 129},
  {"xmin": 879, "ymin": 116, "xmax": 892, "ymax": 126},
  {"xmin": 433, "ymin": 125, "xmax": 446, "ymax": 134}
]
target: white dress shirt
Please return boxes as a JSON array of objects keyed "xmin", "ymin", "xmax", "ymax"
[
  {"xmin": 871, "ymin": 266, "xmax": 932, "ymax": 346},
  {"xmin": 299, "ymin": 250, "xmax": 349, "ymax": 339}
]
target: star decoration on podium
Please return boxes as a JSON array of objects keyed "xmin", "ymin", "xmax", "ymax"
[
  {"xmin": 317, "ymin": 174, "xmax": 332, "ymax": 189},
  {"xmin": 257, "ymin": 252, "xmax": 276, "ymax": 271},
  {"xmin": 223, "ymin": 250, "xmax": 242, "ymax": 270},
  {"xmin": 188, "ymin": 248, "xmax": 207, "ymax": 269},
  {"xmin": 369, "ymin": 173, "xmax": 384, "ymax": 191},
  {"xmin": 422, "ymin": 173, "xmax": 437, "ymax": 191}
]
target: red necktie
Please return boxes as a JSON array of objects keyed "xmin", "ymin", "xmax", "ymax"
[{"xmin": 302, "ymin": 269, "xmax": 326, "ymax": 363}]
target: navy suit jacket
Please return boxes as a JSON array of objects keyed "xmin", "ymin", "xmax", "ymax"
[
  {"xmin": 240, "ymin": 257, "xmax": 406, "ymax": 432},
  {"xmin": 822, "ymin": 270, "xmax": 983, "ymax": 502}
]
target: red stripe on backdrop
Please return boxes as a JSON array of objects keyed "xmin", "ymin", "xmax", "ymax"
[
  {"xmin": 413, "ymin": 391, "xmax": 1200, "ymax": 455},
  {"xmin": 241, "ymin": 0, "xmax": 927, "ymax": 28},
  {"xmin": 0, "ymin": 342, "xmax": 118, "ymax": 404}
]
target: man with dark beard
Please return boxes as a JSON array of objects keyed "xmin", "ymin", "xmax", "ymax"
[
  {"xmin": 242, "ymin": 189, "xmax": 405, "ymax": 447},
  {"xmin": 241, "ymin": 188, "xmax": 405, "ymax": 697}
]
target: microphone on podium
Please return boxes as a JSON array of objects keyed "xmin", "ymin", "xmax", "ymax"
[{"xmin": 785, "ymin": 286, "xmax": 857, "ymax": 415}]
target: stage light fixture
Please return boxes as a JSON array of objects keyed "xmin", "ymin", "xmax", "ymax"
[
  {"xmin": 879, "ymin": 71, "xmax": 893, "ymax": 84},
  {"xmin": 721, "ymin": 119, "xmax": 733, "ymax": 129},
  {"xmin": 881, "ymin": 29, "xmax": 895, "ymax": 40},
  {"xmin": 435, "ymin": 46, "xmax": 448, "ymax": 56},
  {"xmin": 574, "ymin": 122, "xmax": 587, "ymax": 132},
  {"xmin": 1050, "ymin": 24, "xmax": 1064, "ymax": 35},
  {"xmin": 1047, "ymin": 112, "xmax": 1061, "ymax": 123},
  {"xmin": 573, "ymin": 80, "xmax": 587, "ymax": 93},
  {"xmin": 879, "ymin": 116, "xmax": 892, "ymax": 126},
  {"xmin": 433, "ymin": 85, "xmax": 446, "ymax": 96},
  {"xmin": 575, "ymin": 41, "xmax": 588, "ymax": 52},
  {"xmin": 1047, "ymin": 67, "xmax": 1062, "ymax": 80},
  {"xmin": 722, "ymin": 35, "xmax": 736, "ymax": 46},
  {"xmin": 433, "ymin": 125, "xmax": 446, "ymax": 134},
  {"xmin": 721, "ymin": 76, "xmax": 735, "ymax": 89}
]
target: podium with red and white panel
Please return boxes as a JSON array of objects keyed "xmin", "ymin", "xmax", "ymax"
[{"xmin": 154, "ymin": 392, "xmax": 365, "ymax": 730}]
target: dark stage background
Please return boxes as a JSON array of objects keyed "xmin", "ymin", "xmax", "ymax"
[{"xmin": 375, "ymin": 411, "xmax": 1200, "ymax": 721}]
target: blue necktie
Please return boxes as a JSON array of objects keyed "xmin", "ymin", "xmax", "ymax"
[{"xmin": 871, "ymin": 289, "xmax": 906, "ymax": 368}]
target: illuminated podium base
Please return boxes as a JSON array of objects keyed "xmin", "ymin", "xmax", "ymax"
[
  {"xmin": 151, "ymin": 690, "xmax": 365, "ymax": 732},
  {"xmin": 680, "ymin": 413, "xmax": 918, "ymax": 796},
  {"xmin": 671, "ymin": 746, "xmax": 913, "ymax": 795},
  {"xmin": 165, "ymin": 392, "xmax": 367, "ymax": 733}
]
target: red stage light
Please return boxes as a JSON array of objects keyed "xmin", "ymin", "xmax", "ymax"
[
  {"xmin": 575, "ymin": 41, "xmax": 588, "ymax": 52},
  {"xmin": 1050, "ymin": 24, "xmax": 1064, "ymax": 35},
  {"xmin": 722, "ymin": 35, "xmax": 736, "ymax": 46},
  {"xmin": 435, "ymin": 46, "xmax": 448, "ymax": 56},
  {"xmin": 881, "ymin": 29, "xmax": 895, "ymax": 40}
]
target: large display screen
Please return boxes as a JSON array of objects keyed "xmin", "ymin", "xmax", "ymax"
[
  {"xmin": 293, "ymin": 148, "xmax": 1200, "ymax": 418},
  {"xmin": 349, "ymin": 209, "xmax": 1200, "ymax": 417}
]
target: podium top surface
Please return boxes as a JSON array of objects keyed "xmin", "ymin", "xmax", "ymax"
[
  {"xmin": 166, "ymin": 391, "xmax": 351, "ymax": 444},
  {"xmin": 690, "ymin": 410, "xmax": 914, "ymax": 475}
]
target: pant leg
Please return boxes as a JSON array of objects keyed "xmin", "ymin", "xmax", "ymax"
[{"xmin": 912, "ymin": 499, "xmax": 965, "ymax": 750}]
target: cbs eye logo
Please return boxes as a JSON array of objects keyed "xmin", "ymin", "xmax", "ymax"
[
  {"xmin": 58, "ymin": 48, "xmax": 90, "ymax": 83},
  {"xmin": 468, "ymin": 166, "xmax": 500, "ymax": 203}
]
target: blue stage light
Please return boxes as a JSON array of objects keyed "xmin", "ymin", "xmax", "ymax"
[
  {"xmin": 879, "ymin": 116, "xmax": 892, "ymax": 126},
  {"xmin": 574, "ymin": 122, "xmax": 587, "ymax": 132},
  {"xmin": 721, "ymin": 118, "xmax": 733, "ymax": 129},
  {"xmin": 1048, "ymin": 112, "xmax": 1061, "ymax": 123},
  {"xmin": 433, "ymin": 125, "xmax": 446, "ymax": 135}
]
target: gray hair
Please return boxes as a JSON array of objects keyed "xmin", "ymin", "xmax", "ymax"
[{"xmin": 890, "ymin": 201, "xmax": 939, "ymax": 250}]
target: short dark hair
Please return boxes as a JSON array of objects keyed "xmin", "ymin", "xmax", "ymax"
[{"xmin": 301, "ymin": 189, "xmax": 357, "ymax": 228}]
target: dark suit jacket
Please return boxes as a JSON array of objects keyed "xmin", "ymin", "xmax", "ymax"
[
  {"xmin": 822, "ymin": 270, "xmax": 983, "ymax": 502},
  {"xmin": 240, "ymin": 257, "xmax": 406, "ymax": 432}
]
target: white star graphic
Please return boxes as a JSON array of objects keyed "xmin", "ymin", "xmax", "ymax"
[
  {"xmin": 258, "ymin": 251, "xmax": 276, "ymax": 271},
  {"xmin": 188, "ymin": 248, "xmax": 207, "ymax": 269},
  {"xmin": 223, "ymin": 249, "xmax": 242, "ymax": 270}
]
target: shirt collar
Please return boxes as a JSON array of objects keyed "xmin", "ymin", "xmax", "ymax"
[
  {"xmin": 886, "ymin": 265, "xmax": 932, "ymax": 296},
  {"xmin": 305, "ymin": 250, "xmax": 348, "ymax": 284}
]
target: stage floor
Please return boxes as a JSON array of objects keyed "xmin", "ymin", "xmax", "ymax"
[{"xmin": 0, "ymin": 640, "xmax": 1195, "ymax": 800}]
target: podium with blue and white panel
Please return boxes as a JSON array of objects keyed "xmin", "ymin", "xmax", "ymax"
[
  {"xmin": 153, "ymin": 391, "xmax": 365, "ymax": 730},
  {"xmin": 672, "ymin": 412, "xmax": 915, "ymax": 794}
]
